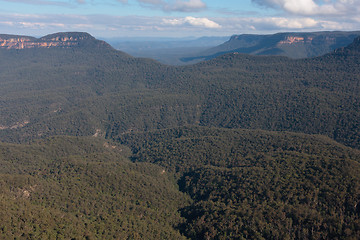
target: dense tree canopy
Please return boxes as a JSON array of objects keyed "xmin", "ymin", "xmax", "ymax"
[
  {"xmin": 0, "ymin": 33, "xmax": 360, "ymax": 239},
  {"xmin": 0, "ymin": 136, "xmax": 189, "ymax": 239}
]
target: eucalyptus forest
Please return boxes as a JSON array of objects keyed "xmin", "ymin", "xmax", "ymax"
[{"xmin": 0, "ymin": 32, "xmax": 360, "ymax": 239}]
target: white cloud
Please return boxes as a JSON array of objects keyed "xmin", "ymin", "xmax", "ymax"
[
  {"xmin": 163, "ymin": 16, "xmax": 221, "ymax": 28},
  {"xmin": 252, "ymin": 0, "xmax": 360, "ymax": 16},
  {"xmin": 164, "ymin": 0, "xmax": 206, "ymax": 12},
  {"xmin": 138, "ymin": 0, "xmax": 162, "ymax": 3},
  {"xmin": 265, "ymin": 17, "xmax": 319, "ymax": 28},
  {"xmin": 212, "ymin": 15, "xmax": 359, "ymax": 35},
  {"xmin": 19, "ymin": 22, "xmax": 66, "ymax": 29}
]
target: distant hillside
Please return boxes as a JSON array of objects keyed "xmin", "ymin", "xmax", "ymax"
[{"xmin": 181, "ymin": 31, "xmax": 360, "ymax": 62}]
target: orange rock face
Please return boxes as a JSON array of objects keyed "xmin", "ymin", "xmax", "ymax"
[
  {"xmin": 0, "ymin": 36, "xmax": 82, "ymax": 49},
  {"xmin": 278, "ymin": 36, "xmax": 314, "ymax": 45}
]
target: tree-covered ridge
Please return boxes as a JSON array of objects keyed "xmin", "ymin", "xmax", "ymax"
[
  {"xmin": 118, "ymin": 126, "xmax": 360, "ymax": 239},
  {"xmin": 1, "ymin": 35, "xmax": 359, "ymax": 149},
  {"xmin": 118, "ymin": 126, "xmax": 360, "ymax": 171},
  {"xmin": 0, "ymin": 136, "xmax": 189, "ymax": 239}
]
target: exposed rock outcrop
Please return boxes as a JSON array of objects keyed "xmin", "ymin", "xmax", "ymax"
[{"xmin": 0, "ymin": 32, "xmax": 111, "ymax": 49}]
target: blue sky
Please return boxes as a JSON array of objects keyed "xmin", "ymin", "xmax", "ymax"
[{"xmin": 0, "ymin": 0, "xmax": 359, "ymax": 38}]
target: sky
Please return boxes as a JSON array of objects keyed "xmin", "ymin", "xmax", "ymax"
[{"xmin": 0, "ymin": 0, "xmax": 359, "ymax": 38}]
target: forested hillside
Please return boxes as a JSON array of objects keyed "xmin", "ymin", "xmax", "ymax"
[
  {"xmin": 0, "ymin": 136, "xmax": 189, "ymax": 239},
  {"xmin": 118, "ymin": 126, "xmax": 360, "ymax": 239},
  {"xmin": 1, "ymin": 32, "xmax": 360, "ymax": 239},
  {"xmin": 1, "ymin": 127, "xmax": 360, "ymax": 239},
  {"xmin": 1, "ymin": 33, "xmax": 359, "ymax": 148}
]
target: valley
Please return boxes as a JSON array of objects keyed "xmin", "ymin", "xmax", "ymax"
[{"xmin": 0, "ymin": 31, "xmax": 360, "ymax": 239}]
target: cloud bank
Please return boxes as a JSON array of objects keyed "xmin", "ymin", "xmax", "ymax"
[
  {"xmin": 163, "ymin": 16, "xmax": 221, "ymax": 28},
  {"xmin": 0, "ymin": 0, "xmax": 359, "ymax": 37},
  {"xmin": 252, "ymin": 0, "xmax": 360, "ymax": 16},
  {"xmin": 2, "ymin": 13, "xmax": 358, "ymax": 38}
]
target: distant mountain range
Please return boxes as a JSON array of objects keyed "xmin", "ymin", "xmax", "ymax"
[
  {"xmin": 3, "ymin": 31, "xmax": 359, "ymax": 65},
  {"xmin": 181, "ymin": 31, "xmax": 360, "ymax": 63}
]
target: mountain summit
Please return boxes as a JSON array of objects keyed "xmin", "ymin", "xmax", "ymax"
[{"xmin": 0, "ymin": 32, "xmax": 111, "ymax": 50}]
